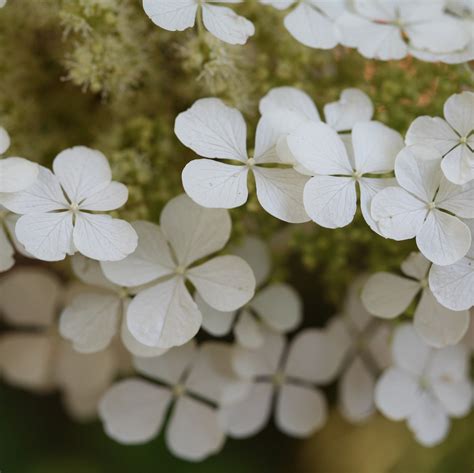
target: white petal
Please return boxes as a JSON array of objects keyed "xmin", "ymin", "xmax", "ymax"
[
  {"xmin": 352, "ymin": 121, "xmax": 403, "ymax": 174},
  {"xmin": 324, "ymin": 89, "xmax": 374, "ymax": 132},
  {"xmin": 406, "ymin": 117, "xmax": 458, "ymax": 156},
  {"xmin": 303, "ymin": 176, "xmax": 357, "ymax": 228},
  {"xmin": 276, "ymin": 384, "xmax": 327, "ymax": 437},
  {"xmin": 374, "ymin": 368, "xmax": 419, "ymax": 421},
  {"xmin": 79, "ymin": 182, "xmax": 128, "ymax": 212},
  {"xmin": 160, "ymin": 194, "xmax": 231, "ymax": 267},
  {"xmin": 234, "ymin": 310, "xmax": 264, "ymax": 349},
  {"xmin": 260, "ymin": 0, "xmax": 294, "ymax": 10},
  {"xmin": 339, "ymin": 357, "xmax": 375, "ymax": 423},
  {"xmin": 436, "ymin": 178, "xmax": 474, "ymax": 218},
  {"xmin": 414, "ymin": 289, "xmax": 469, "ymax": 348},
  {"xmin": 0, "ymin": 127, "xmax": 10, "ymax": 154},
  {"xmin": 250, "ymin": 283, "xmax": 302, "ymax": 333},
  {"xmin": 121, "ymin": 317, "xmax": 168, "ymax": 358},
  {"xmin": 0, "ymin": 157, "xmax": 39, "ymax": 193},
  {"xmin": 99, "ymin": 378, "xmax": 171, "ymax": 444},
  {"xmin": 441, "ymin": 145, "xmax": 474, "ymax": 185},
  {"xmin": 182, "ymin": 159, "xmax": 249, "ymax": 208},
  {"xmin": 127, "ymin": 277, "xmax": 201, "ymax": 349},
  {"xmin": 401, "ymin": 251, "xmax": 431, "ymax": 280},
  {"xmin": 188, "ymin": 255, "xmax": 255, "ymax": 311},
  {"xmin": 416, "ymin": 210, "xmax": 471, "ymax": 265},
  {"xmin": 287, "ymin": 121, "xmax": 352, "ymax": 175},
  {"xmin": 343, "ymin": 276, "xmax": 372, "ymax": 332},
  {"xmin": 230, "ymin": 236, "xmax": 271, "ymax": 286},
  {"xmin": 59, "ymin": 293, "xmax": 121, "ymax": 353},
  {"xmin": 73, "ymin": 212, "xmax": 138, "ymax": 262},
  {"xmin": 361, "ymin": 272, "xmax": 420, "ymax": 319},
  {"xmin": 0, "ymin": 267, "xmax": 60, "ymax": 327},
  {"xmin": 371, "ymin": 187, "xmax": 427, "ymax": 241},
  {"xmin": 395, "ymin": 145, "xmax": 442, "ymax": 202},
  {"xmin": 143, "ymin": 0, "xmax": 197, "ymax": 31},
  {"xmin": 101, "ymin": 221, "xmax": 175, "ymax": 287},
  {"xmin": 392, "ymin": 323, "xmax": 431, "ymax": 376},
  {"xmin": 325, "ymin": 316, "xmax": 353, "ymax": 374},
  {"xmin": 196, "ymin": 292, "xmax": 236, "ymax": 337},
  {"xmin": 253, "ymin": 167, "xmax": 310, "ymax": 223},
  {"xmin": 166, "ymin": 397, "xmax": 225, "ymax": 461},
  {"xmin": 53, "ymin": 146, "xmax": 112, "ymax": 204},
  {"xmin": 174, "ymin": 98, "xmax": 248, "ymax": 162},
  {"xmin": 15, "ymin": 212, "xmax": 74, "ymax": 261},
  {"xmin": 1, "ymin": 166, "xmax": 68, "ymax": 214},
  {"xmin": 429, "ymin": 258, "xmax": 474, "ymax": 311},
  {"xmin": 202, "ymin": 4, "xmax": 254, "ymax": 45},
  {"xmin": 219, "ymin": 382, "xmax": 273, "ymax": 438},
  {"xmin": 354, "ymin": 0, "xmax": 397, "ymax": 21},
  {"xmin": 253, "ymin": 116, "xmax": 281, "ymax": 164},
  {"xmin": 0, "ymin": 225, "xmax": 14, "ymax": 272},
  {"xmin": 431, "ymin": 380, "xmax": 472, "ymax": 418},
  {"xmin": 444, "ymin": 91, "xmax": 474, "ymax": 137},
  {"xmin": 284, "ymin": 3, "xmax": 338, "ymax": 49}
]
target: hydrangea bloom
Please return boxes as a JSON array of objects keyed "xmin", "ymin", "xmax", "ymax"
[
  {"xmin": 142, "ymin": 0, "xmax": 255, "ymax": 45},
  {"xmin": 0, "ymin": 126, "xmax": 38, "ymax": 195},
  {"xmin": 429, "ymin": 219, "xmax": 474, "ymax": 311},
  {"xmin": 197, "ymin": 236, "xmax": 302, "ymax": 348},
  {"xmin": 287, "ymin": 120, "xmax": 404, "ymax": 231},
  {"xmin": 219, "ymin": 328, "xmax": 337, "ymax": 438},
  {"xmin": 101, "ymin": 194, "xmax": 255, "ymax": 349},
  {"xmin": 1, "ymin": 146, "xmax": 138, "ymax": 262},
  {"xmin": 327, "ymin": 278, "xmax": 391, "ymax": 423},
  {"xmin": 362, "ymin": 252, "xmax": 470, "ymax": 348},
  {"xmin": 60, "ymin": 255, "xmax": 167, "ymax": 357},
  {"xmin": 406, "ymin": 91, "xmax": 474, "ymax": 185},
  {"xmin": 371, "ymin": 145, "xmax": 474, "ymax": 265},
  {"xmin": 99, "ymin": 341, "xmax": 248, "ymax": 460},
  {"xmin": 175, "ymin": 98, "xmax": 310, "ymax": 223},
  {"xmin": 375, "ymin": 323, "xmax": 472, "ymax": 447},
  {"xmin": 0, "ymin": 207, "xmax": 24, "ymax": 272},
  {"xmin": 260, "ymin": 1, "xmax": 345, "ymax": 49},
  {"xmin": 336, "ymin": 0, "xmax": 470, "ymax": 61}
]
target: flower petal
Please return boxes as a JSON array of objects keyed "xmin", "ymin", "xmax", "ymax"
[
  {"xmin": 441, "ymin": 144, "xmax": 474, "ymax": 185},
  {"xmin": 234, "ymin": 310, "xmax": 263, "ymax": 349},
  {"xmin": 0, "ymin": 157, "xmax": 38, "ymax": 193},
  {"xmin": 436, "ymin": 178, "xmax": 474, "ymax": 218},
  {"xmin": 0, "ymin": 225, "xmax": 14, "ymax": 272},
  {"xmin": 0, "ymin": 126, "xmax": 10, "ymax": 154},
  {"xmin": 195, "ymin": 292, "xmax": 236, "ymax": 337},
  {"xmin": 79, "ymin": 182, "xmax": 128, "ymax": 212},
  {"xmin": 444, "ymin": 91, "xmax": 474, "ymax": 137},
  {"xmin": 406, "ymin": 117, "xmax": 458, "ymax": 156},
  {"xmin": 401, "ymin": 251, "xmax": 431, "ymax": 280},
  {"xmin": 392, "ymin": 323, "xmax": 431, "ymax": 376}
]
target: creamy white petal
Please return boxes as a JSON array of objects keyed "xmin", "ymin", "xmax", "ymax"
[
  {"xmin": 127, "ymin": 277, "xmax": 201, "ymax": 349},
  {"xmin": 441, "ymin": 144, "xmax": 474, "ymax": 185},
  {"xmin": 0, "ymin": 158, "xmax": 39, "ymax": 193},
  {"xmin": 182, "ymin": 159, "xmax": 249, "ymax": 209},
  {"xmin": 392, "ymin": 323, "xmax": 431, "ymax": 376},
  {"xmin": 253, "ymin": 167, "xmax": 310, "ymax": 223},
  {"xmin": 99, "ymin": 378, "xmax": 171, "ymax": 444},
  {"xmin": 354, "ymin": 0, "xmax": 397, "ymax": 21},
  {"xmin": 175, "ymin": 98, "xmax": 248, "ymax": 162},
  {"xmin": 436, "ymin": 178, "xmax": 474, "ymax": 218},
  {"xmin": 79, "ymin": 182, "xmax": 128, "ymax": 212},
  {"xmin": 431, "ymin": 380, "xmax": 472, "ymax": 418},
  {"xmin": 0, "ymin": 225, "xmax": 14, "ymax": 272},
  {"xmin": 406, "ymin": 117, "xmax": 458, "ymax": 156},
  {"xmin": 361, "ymin": 272, "xmax": 420, "ymax": 319},
  {"xmin": 233, "ymin": 310, "xmax": 263, "ymax": 349},
  {"xmin": 343, "ymin": 276, "xmax": 372, "ymax": 332},
  {"xmin": 121, "ymin": 318, "xmax": 168, "ymax": 358},
  {"xmin": 73, "ymin": 212, "xmax": 138, "ymax": 262},
  {"xmin": 401, "ymin": 251, "xmax": 431, "ymax": 280},
  {"xmin": 71, "ymin": 254, "xmax": 117, "ymax": 289},
  {"xmin": 444, "ymin": 91, "xmax": 474, "ymax": 137},
  {"xmin": 196, "ymin": 292, "xmax": 236, "ymax": 337},
  {"xmin": 303, "ymin": 175, "xmax": 357, "ymax": 228},
  {"xmin": 253, "ymin": 116, "xmax": 281, "ymax": 164},
  {"xmin": 0, "ymin": 127, "xmax": 10, "ymax": 154},
  {"xmin": 142, "ymin": 0, "xmax": 197, "ymax": 31},
  {"xmin": 160, "ymin": 194, "xmax": 231, "ymax": 267}
]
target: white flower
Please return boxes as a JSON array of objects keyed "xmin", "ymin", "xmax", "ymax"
[
  {"xmin": 60, "ymin": 254, "xmax": 167, "ymax": 357},
  {"xmin": 406, "ymin": 91, "xmax": 474, "ymax": 185},
  {"xmin": 101, "ymin": 194, "xmax": 256, "ymax": 350},
  {"xmin": 0, "ymin": 207, "xmax": 24, "ymax": 272},
  {"xmin": 0, "ymin": 126, "xmax": 38, "ymax": 194},
  {"xmin": 259, "ymin": 87, "xmax": 374, "ymax": 166},
  {"xmin": 371, "ymin": 145, "xmax": 474, "ymax": 265},
  {"xmin": 175, "ymin": 98, "xmax": 310, "ymax": 223},
  {"xmin": 362, "ymin": 252, "xmax": 470, "ymax": 348},
  {"xmin": 287, "ymin": 120, "xmax": 404, "ymax": 231},
  {"xmin": 0, "ymin": 0, "xmax": 6, "ymax": 7},
  {"xmin": 260, "ymin": 0, "xmax": 345, "ymax": 49},
  {"xmin": 326, "ymin": 278, "xmax": 391, "ymax": 423},
  {"xmin": 1, "ymin": 146, "xmax": 138, "ymax": 262},
  {"xmin": 375, "ymin": 323, "xmax": 472, "ymax": 447},
  {"xmin": 429, "ymin": 219, "xmax": 474, "ymax": 311},
  {"xmin": 99, "ymin": 341, "xmax": 248, "ymax": 460},
  {"xmin": 219, "ymin": 328, "xmax": 335, "ymax": 438},
  {"xmin": 142, "ymin": 0, "xmax": 255, "ymax": 45},
  {"xmin": 197, "ymin": 236, "xmax": 302, "ymax": 348},
  {"xmin": 336, "ymin": 0, "xmax": 470, "ymax": 61}
]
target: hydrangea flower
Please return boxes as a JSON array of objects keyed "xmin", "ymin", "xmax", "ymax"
[
  {"xmin": 0, "ymin": 1, "xmax": 6, "ymax": 7},
  {"xmin": 429, "ymin": 219, "xmax": 474, "ymax": 311},
  {"xmin": 1, "ymin": 146, "xmax": 138, "ymax": 262},
  {"xmin": 175, "ymin": 98, "xmax": 310, "ymax": 223},
  {"xmin": 60, "ymin": 254, "xmax": 167, "ymax": 357},
  {"xmin": 406, "ymin": 91, "xmax": 474, "ymax": 185},
  {"xmin": 287, "ymin": 120, "xmax": 404, "ymax": 231},
  {"xmin": 362, "ymin": 252, "xmax": 470, "ymax": 348},
  {"xmin": 197, "ymin": 236, "xmax": 302, "ymax": 348},
  {"xmin": 142, "ymin": 0, "xmax": 255, "ymax": 45},
  {"xmin": 371, "ymin": 145, "xmax": 474, "ymax": 265},
  {"xmin": 219, "ymin": 328, "xmax": 337, "ymax": 438},
  {"xmin": 260, "ymin": 1, "xmax": 345, "ymax": 49},
  {"xmin": 0, "ymin": 207, "xmax": 24, "ymax": 272},
  {"xmin": 326, "ymin": 278, "xmax": 391, "ymax": 423},
  {"xmin": 0, "ymin": 266, "xmax": 123, "ymax": 420},
  {"xmin": 375, "ymin": 323, "xmax": 472, "ymax": 447},
  {"xmin": 99, "ymin": 341, "xmax": 249, "ymax": 460},
  {"xmin": 101, "ymin": 194, "xmax": 256, "ymax": 350},
  {"xmin": 259, "ymin": 87, "xmax": 374, "ymax": 167},
  {"xmin": 0, "ymin": 126, "xmax": 38, "ymax": 195},
  {"xmin": 336, "ymin": 0, "xmax": 470, "ymax": 61}
]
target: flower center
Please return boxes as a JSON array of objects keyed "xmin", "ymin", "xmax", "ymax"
[
  {"xmin": 420, "ymin": 278, "xmax": 428, "ymax": 289},
  {"xmin": 247, "ymin": 157, "xmax": 256, "ymax": 167},
  {"xmin": 175, "ymin": 265, "xmax": 187, "ymax": 276},
  {"xmin": 118, "ymin": 287, "xmax": 129, "ymax": 299},
  {"xmin": 352, "ymin": 170, "xmax": 363, "ymax": 181},
  {"xmin": 173, "ymin": 384, "xmax": 186, "ymax": 398},
  {"xmin": 69, "ymin": 202, "xmax": 80, "ymax": 213},
  {"xmin": 272, "ymin": 371, "xmax": 286, "ymax": 386},
  {"xmin": 427, "ymin": 201, "xmax": 436, "ymax": 211},
  {"xmin": 460, "ymin": 136, "xmax": 467, "ymax": 145}
]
